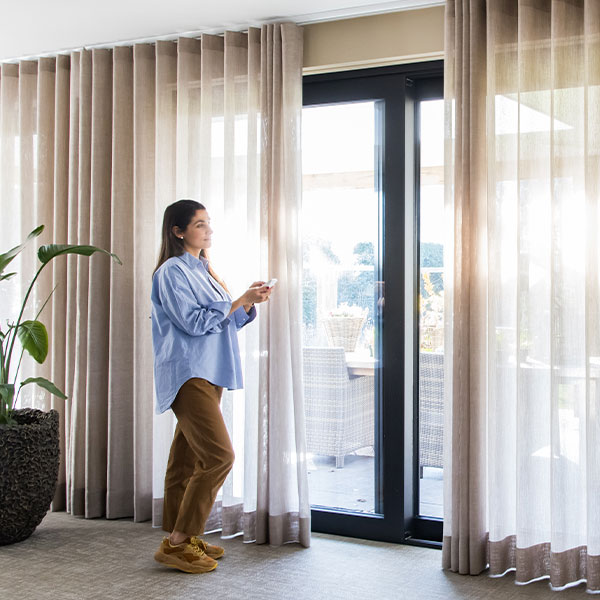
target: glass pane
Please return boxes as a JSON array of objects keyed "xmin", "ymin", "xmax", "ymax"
[
  {"xmin": 301, "ymin": 101, "xmax": 381, "ymax": 514},
  {"xmin": 418, "ymin": 98, "xmax": 444, "ymax": 518}
]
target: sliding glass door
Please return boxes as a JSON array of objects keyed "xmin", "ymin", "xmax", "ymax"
[
  {"xmin": 302, "ymin": 100, "xmax": 382, "ymax": 514},
  {"xmin": 302, "ymin": 63, "xmax": 443, "ymax": 545},
  {"xmin": 416, "ymin": 96, "xmax": 445, "ymax": 521}
]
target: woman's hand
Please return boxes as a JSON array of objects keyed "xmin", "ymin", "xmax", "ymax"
[
  {"xmin": 243, "ymin": 282, "xmax": 272, "ymax": 305},
  {"xmin": 228, "ymin": 282, "xmax": 273, "ymax": 317}
]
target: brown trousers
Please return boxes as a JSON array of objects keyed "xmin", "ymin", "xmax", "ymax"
[{"xmin": 162, "ymin": 378, "xmax": 235, "ymax": 536}]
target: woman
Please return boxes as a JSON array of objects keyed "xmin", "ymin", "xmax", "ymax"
[{"xmin": 151, "ymin": 199, "xmax": 271, "ymax": 574}]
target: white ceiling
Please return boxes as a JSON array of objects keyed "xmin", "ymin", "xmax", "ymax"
[{"xmin": 0, "ymin": 0, "xmax": 442, "ymax": 62}]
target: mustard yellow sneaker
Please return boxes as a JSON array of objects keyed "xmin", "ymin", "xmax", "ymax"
[
  {"xmin": 190, "ymin": 536, "xmax": 225, "ymax": 559},
  {"xmin": 154, "ymin": 537, "xmax": 217, "ymax": 573}
]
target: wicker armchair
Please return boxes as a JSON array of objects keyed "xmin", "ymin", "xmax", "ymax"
[
  {"xmin": 303, "ymin": 347, "xmax": 374, "ymax": 468},
  {"xmin": 418, "ymin": 351, "xmax": 444, "ymax": 477}
]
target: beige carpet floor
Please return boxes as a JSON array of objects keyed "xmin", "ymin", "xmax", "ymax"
[{"xmin": 0, "ymin": 512, "xmax": 587, "ymax": 599}]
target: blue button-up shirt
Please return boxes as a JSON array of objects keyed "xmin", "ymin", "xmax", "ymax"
[{"xmin": 151, "ymin": 251, "xmax": 257, "ymax": 414}]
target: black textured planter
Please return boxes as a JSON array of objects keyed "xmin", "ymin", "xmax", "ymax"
[{"xmin": 0, "ymin": 408, "xmax": 60, "ymax": 545}]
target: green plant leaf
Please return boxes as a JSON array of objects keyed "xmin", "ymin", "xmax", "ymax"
[
  {"xmin": 20, "ymin": 377, "xmax": 67, "ymax": 400},
  {"xmin": 0, "ymin": 383, "xmax": 15, "ymax": 414},
  {"xmin": 17, "ymin": 320, "xmax": 48, "ymax": 364},
  {"xmin": 0, "ymin": 225, "xmax": 44, "ymax": 277},
  {"xmin": 38, "ymin": 244, "xmax": 122, "ymax": 266},
  {"xmin": 0, "ymin": 272, "xmax": 17, "ymax": 281},
  {"xmin": 0, "ymin": 383, "xmax": 14, "ymax": 401},
  {"xmin": 0, "ymin": 413, "xmax": 17, "ymax": 425}
]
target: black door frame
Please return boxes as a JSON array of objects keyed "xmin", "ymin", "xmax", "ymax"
[{"xmin": 303, "ymin": 60, "xmax": 444, "ymax": 547}]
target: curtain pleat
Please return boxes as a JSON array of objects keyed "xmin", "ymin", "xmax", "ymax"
[
  {"xmin": 443, "ymin": 0, "xmax": 489, "ymax": 577},
  {"xmin": 149, "ymin": 40, "xmax": 178, "ymax": 528},
  {"xmin": 106, "ymin": 46, "xmax": 133, "ymax": 517},
  {"xmin": 86, "ymin": 48, "xmax": 113, "ymax": 517},
  {"xmin": 445, "ymin": 0, "xmax": 600, "ymax": 591},
  {"xmin": 106, "ymin": 46, "xmax": 134, "ymax": 518},
  {"xmin": 0, "ymin": 24, "xmax": 306, "ymax": 542},
  {"xmin": 239, "ymin": 27, "xmax": 262, "ymax": 540},
  {"xmin": 50, "ymin": 54, "xmax": 70, "ymax": 510},
  {"xmin": 585, "ymin": 2, "xmax": 600, "ymax": 589},
  {"xmin": 64, "ymin": 52, "xmax": 79, "ymax": 515},
  {"xmin": 131, "ymin": 43, "xmax": 155, "ymax": 522},
  {"xmin": 70, "ymin": 49, "xmax": 92, "ymax": 516},
  {"xmin": 257, "ymin": 23, "xmax": 309, "ymax": 547},
  {"xmin": 36, "ymin": 59, "xmax": 56, "ymax": 356},
  {"xmin": 18, "ymin": 62, "xmax": 37, "ymax": 318}
]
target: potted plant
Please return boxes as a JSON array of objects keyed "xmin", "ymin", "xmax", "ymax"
[
  {"xmin": 322, "ymin": 303, "xmax": 367, "ymax": 352},
  {"xmin": 0, "ymin": 225, "xmax": 121, "ymax": 545}
]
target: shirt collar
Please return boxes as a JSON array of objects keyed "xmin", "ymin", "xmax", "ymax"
[{"xmin": 178, "ymin": 251, "xmax": 208, "ymax": 270}]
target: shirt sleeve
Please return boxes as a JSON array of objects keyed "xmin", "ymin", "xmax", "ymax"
[
  {"xmin": 233, "ymin": 304, "xmax": 257, "ymax": 330},
  {"xmin": 157, "ymin": 265, "xmax": 232, "ymax": 336}
]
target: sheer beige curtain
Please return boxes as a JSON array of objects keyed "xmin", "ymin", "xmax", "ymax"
[
  {"xmin": 257, "ymin": 24, "xmax": 309, "ymax": 545},
  {"xmin": 0, "ymin": 24, "xmax": 309, "ymax": 545},
  {"xmin": 444, "ymin": 0, "xmax": 600, "ymax": 591},
  {"xmin": 150, "ymin": 25, "xmax": 310, "ymax": 547}
]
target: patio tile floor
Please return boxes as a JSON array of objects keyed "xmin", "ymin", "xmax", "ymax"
[{"xmin": 308, "ymin": 453, "xmax": 443, "ymax": 519}]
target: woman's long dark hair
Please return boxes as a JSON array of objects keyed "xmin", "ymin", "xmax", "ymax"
[{"xmin": 153, "ymin": 199, "xmax": 229, "ymax": 292}]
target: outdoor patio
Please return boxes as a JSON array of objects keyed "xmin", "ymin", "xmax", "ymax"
[{"xmin": 307, "ymin": 452, "xmax": 443, "ymax": 518}]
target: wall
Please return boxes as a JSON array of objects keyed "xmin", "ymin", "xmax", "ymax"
[{"xmin": 302, "ymin": 5, "xmax": 445, "ymax": 74}]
